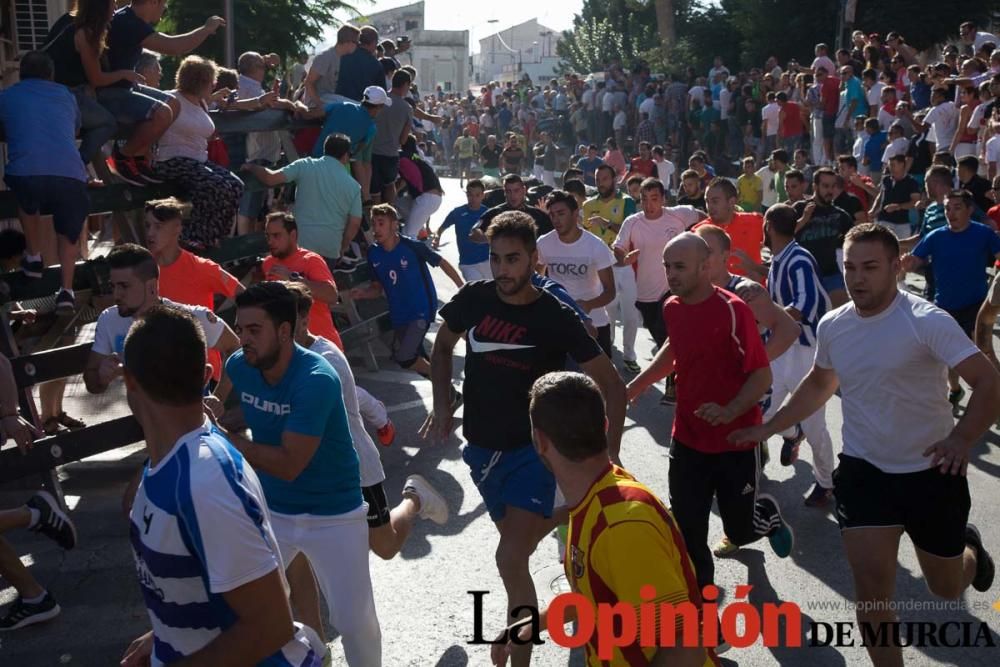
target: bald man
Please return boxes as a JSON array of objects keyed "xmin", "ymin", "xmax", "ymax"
[{"xmin": 627, "ymin": 233, "xmax": 794, "ymax": 596}]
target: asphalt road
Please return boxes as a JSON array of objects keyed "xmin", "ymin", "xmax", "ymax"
[{"xmin": 3, "ymin": 178, "xmax": 999, "ymax": 666}]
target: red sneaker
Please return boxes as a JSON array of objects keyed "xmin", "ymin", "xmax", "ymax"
[{"xmin": 376, "ymin": 420, "xmax": 396, "ymax": 447}]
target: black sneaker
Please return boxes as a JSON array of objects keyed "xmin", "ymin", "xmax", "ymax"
[
  {"xmin": 0, "ymin": 593, "xmax": 60, "ymax": 631},
  {"xmin": 54, "ymin": 289, "xmax": 75, "ymax": 314},
  {"xmin": 757, "ymin": 493, "xmax": 794, "ymax": 558},
  {"xmin": 780, "ymin": 424, "xmax": 804, "ymax": 466},
  {"xmin": 21, "ymin": 256, "xmax": 43, "ymax": 279},
  {"xmin": 27, "ymin": 491, "xmax": 77, "ymax": 550},
  {"xmin": 966, "ymin": 524, "xmax": 995, "ymax": 592},
  {"xmin": 134, "ymin": 156, "xmax": 165, "ymax": 185},
  {"xmin": 660, "ymin": 374, "xmax": 676, "ymax": 405},
  {"xmin": 106, "ymin": 149, "xmax": 145, "ymax": 187}
]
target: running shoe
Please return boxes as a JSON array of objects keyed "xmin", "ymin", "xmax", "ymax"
[
  {"xmin": 134, "ymin": 156, "xmax": 165, "ymax": 184},
  {"xmin": 21, "ymin": 256, "xmax": 43, "ymax": 279},
  {"xmin": 622, "ymin": 359, "xmax": 641, "ymax": 374},
  {"xmin": 27, "ymin": 491, "xmax": 77, "ymax": 550},
  {"xmin": 660, "ymin": 374, "xmax": 676, "ymax": 405},
  {"xmin": 403, "ymin": 474, "xmax": 449, "ymax": 525},
  {"xmin": 966, "ymin": 523, "xmax": 995, "ymax": 592},
  {"xmin": 756, "ymin": 493, "xmax": 794, "ymax": 558},
  {"xmin": 106, "ymin": 148, "xmax": 145, "ymax": 187},
  {"xmin": 0, "ymin": 593, "xmax": 60, "ymax": 631},
  {"xmin": 54, "ymin": 289, "xmax": 75, "ymax": 314},
  {"xmin": 803, "ymin": 483, "xmax": 833, "ymax": 508},
  {"xmin": 780, "ymin": 424, "xmax": 804, "ymax": 466},
  {"xmin": 376, "ymin": 419, "xmax": 396, "ymax": 447},
  {"xmin": 949, "ymin": 388, "xmax": 965, "ymax": 410},
  {"xmin": 712, "ymin": 536, "xmax": 739, "ymax": 558}
]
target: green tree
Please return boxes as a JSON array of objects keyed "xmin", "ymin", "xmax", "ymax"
[
  {"xmin": 851, "ymin": 0, "xmax": 1000, "ymax": 51},
  {"xmin": 157, "ymin": 0, "xmax": 362, "ymax": 83},
  {"xmin": 557, "ymin": 16, "xmax": 654, "ymax": 73}
]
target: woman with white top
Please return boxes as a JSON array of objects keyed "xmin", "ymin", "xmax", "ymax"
[{"xmin": 154, "ymin": 55, "xmax": 244, "ymax": 250}]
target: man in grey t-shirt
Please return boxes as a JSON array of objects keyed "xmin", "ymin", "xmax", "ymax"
[
  {"xmin": 303, "ymin": 24, "xmax": 360, "ymax": 107},
  {"xmin": 371, "ymin": 70, "xmax": 413, "ymax": 206}
]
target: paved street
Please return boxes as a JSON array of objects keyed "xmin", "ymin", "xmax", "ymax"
[{"xmin": 3, "ymin": 178, "xmax": 1000, "ymax": 666}]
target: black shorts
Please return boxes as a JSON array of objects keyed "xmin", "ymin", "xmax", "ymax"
[
  {"xmin": 392, "ymin": 319, "xmax": 430, "ymax": 367},
  {"xmin": 635, "ymin": 295, "xmax": 669, "ymax": 347},
  {"xmin": 4, "ymin": 174, "xmax": 89, "ymax": 243},
  {"xmin": 944, "ymin": 302, "xmax": 981, "ymax": 339},
  {"xmin": 832, "ymin": 454, "xmax": 971, "ymax": 558},
  {"xmin": 362, "ymin": 482, "xmax": 391, "ymax": 528},
  {"xmin": 822, "ymin": 113, "xmax": 836, "ymax": 139},
  {"xmin": 370, "ymin": 154, "xmax": 400, "ymax": 195}
]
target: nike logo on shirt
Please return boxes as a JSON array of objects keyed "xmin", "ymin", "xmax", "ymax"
[{"xmin": 468, "ymin": 326, "xmax": 535, "ymax": 353}]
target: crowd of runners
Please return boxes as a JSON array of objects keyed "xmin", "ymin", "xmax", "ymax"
[{"xmin": 1, "ymin": 2, "xmax": 1000, "ymax": 666}]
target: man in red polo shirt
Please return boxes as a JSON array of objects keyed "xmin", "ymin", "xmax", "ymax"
[
  {"xmin": 627, "ymin": 141, "xmax": 657, "ymax": 179},
  {"xmin": 694, "ymin": 178, "xmax": 766, "ymax": 282},
  {"xmin": 261, "ymin": 211, "xmax": 344, "ymax": 350},
  {"xmin": 145, "ymin": 198, "xmax": 243, "ymax": 384},
  {"xmin": 626, "ymin": 232, "xmax": 793, "ymax": 592}
]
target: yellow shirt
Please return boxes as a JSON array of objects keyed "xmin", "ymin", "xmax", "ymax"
[
  {"xmin": 581, "ymin": 195, "xmax": 637, "ymax": 247},
  {"xmin": 566, "ymin": 464, "xmax": 717, "ymax": 667},
  {"xmin": 736, "ymin": 174, "xmax": 763, "ymax": 212}
]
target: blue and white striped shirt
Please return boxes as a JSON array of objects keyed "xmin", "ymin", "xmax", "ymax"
[
  {"xmin": 129, "ymin": 421, "xmax": 319, "ymax": 667},
  {"xmin": 768, "ymin": 241, "xmax": 830, "ymax": 347}
]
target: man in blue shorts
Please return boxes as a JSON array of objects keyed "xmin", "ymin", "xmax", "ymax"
[
  {"xmin": 0, "ymin": 51, "xmax": 88, "ymax": 311},
  {"xmin": 348, "ymin": 204, "xmax": 464, "ymax": 382},
  {"xmin": 422, "ymin": 211, "xmax": 626, "ymax": 667},
  {"xmin": 118, "ymin": 305, "xmax": 320, "ymax": 667},
  {"xmin": 433, "ymin": 179, "xmax": 491, "ymax": 281},
  {"xmin": 99, "ymin": 0, "xmax": 226, "ymax": 185},
  {"xmin": 212, "ymin": 281, "xmax": 381, "ymax": 666}
]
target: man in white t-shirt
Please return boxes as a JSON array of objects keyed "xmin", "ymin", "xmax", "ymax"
[
  {"xmin": 811, "ymin": 43, "xmax": 837, "ymax": 81},
  {"xmin": 731, "ymin": 223, "xmax": 998, "ymax": 667},
  {"xmin": 652, "ymin": 145, "xmax": 676, "ymax": 193},
  {"xmin": 761, "ymin": 92, "xmax": 781, "ymax": 155},
  {"xmin": 922, "ymin": 87, "xmax": 958, "ymax": 152},
  {"xmin": 613, "ymin": 178, "xmax": 704, "ymax": 348},
  {"xmin": 537, "ymin": 190, "xmax": 616, "ymax": 356},
  {"xmin": 118, "ymin": 306, "xmax": 321, "ymax": 667},
  {"xmin": 84, "ymin": 244, "xmax": 239, "ymax": 396}
]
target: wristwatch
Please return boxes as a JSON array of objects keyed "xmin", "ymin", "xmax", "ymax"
[{"xmin": 289, "ymin": 272, "xmax": 304, "ymax": 282}]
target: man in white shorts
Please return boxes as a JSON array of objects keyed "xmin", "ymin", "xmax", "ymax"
[
  {"xmin": 212, "ymin": 281, "xmax": 381, "ymax": 666},
  {"xmin": 119, "ymin": 306, "xmax": 320, "ymax": 667},
  {"xmin": 731, "ymin": 224, "xmax": 998, "ymax": 667}
]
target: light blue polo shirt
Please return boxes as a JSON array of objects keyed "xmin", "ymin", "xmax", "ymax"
[{"xmin": 278, "ymin": 155, "xmax": 363, "ymax": 259}]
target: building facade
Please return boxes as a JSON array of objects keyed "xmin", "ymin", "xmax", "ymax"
[{"xmin": 473, "ymin": 18, "xmax": 560, "ymax": 86}]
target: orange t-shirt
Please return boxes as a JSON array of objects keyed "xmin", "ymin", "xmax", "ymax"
[
  {"xmin": 159, "ymin": 250, "xmax": 241, "ymax": 381},
  {"xmin": 695, "ymin": 212, "xmax": 765, "ymax": 276},
  {"xmin": 262, "ymin": 249, "xmax": 344, "ymax": 350}
]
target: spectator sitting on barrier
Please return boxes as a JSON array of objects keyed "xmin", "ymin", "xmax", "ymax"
[
  {"xmin": 84, "ymin": 243, "xmax": 240, "ymax": 397},
  {"xmin": 135, "ymin": 50, "xmax": 161, "ymax": 89},
  {"xmin": 303, "ymin": 24, "xmax": 360, "ymax": 108},
  {"xmin": 42, "ymin": 0, "xmax": 137, "ymax": 170},
  {"xmin": 99, "ymin": 0, "xmax": 226, "ymax": 186},
  {"xmin": 243, "ymin": 133, "xmax": 363, "ymax": 264},
  {"xmin": 234, "ymin": 50, "xmax": 298, "ymax": 235},
  {"xmin": 144, "ymin": 197, "xmax": 243, "ymax": 387},
  {"xmin": 0, "ymin": 51, "xmax": 88, "ymax": 313},
  {"xmin": 335, "ymin": 25, "xmax": 385, "ymax": 103},
  {"xmin": 0, "ymin": 351, "xmax": 78, "ymax": 631},
  {"xmin": 152, "ymin": 55, "xmax": 245, "ymax": 251}
]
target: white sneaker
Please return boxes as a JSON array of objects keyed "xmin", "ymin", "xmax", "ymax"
[{"xmin": 403, "ymin": 474, "xmax": 449, "ymax": 525}]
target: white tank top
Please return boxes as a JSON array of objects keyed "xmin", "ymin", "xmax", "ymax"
[{"xmin": 156, "ymin": 90, "xmax": 215, "ymax": 163}]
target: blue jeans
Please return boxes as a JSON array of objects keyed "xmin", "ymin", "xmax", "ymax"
[
  {"xmin": 97, "ymin": 84, "xmax": 171, "ymax": 124},
  {"xmin": 71, "ymin": 85, "xmax": 117, "ymax": 165}
]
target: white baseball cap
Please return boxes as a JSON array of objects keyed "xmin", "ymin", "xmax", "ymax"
[{"xmin": 362, "ymin": 86, "xmax": 392, "ymax": 107}]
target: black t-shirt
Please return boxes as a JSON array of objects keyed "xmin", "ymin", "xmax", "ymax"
[
  {"xmin": 105, "ymin": 7, "xmax": 154, "ymax": 88},
  {"xmin": 907, "ymin": 131, "xmax": 933, "ymax": 176},
  {"xmin": 480, "ymin": 203, "xmax": 553, "ymax": 236},
  {"xmin": 834, "ymin": 191, "xmax": 863, "ymax": 221},
  {"xmin": 793, "ymin": 200, "xmax": 854, "ymax": 276},
  {"xmin": 44, "ymin": 14, "xmax": 86, "ymax": 88},
  {"xmin": 960, "ymin": 175, "xmax": 992, "ymax": 214},
  {"xmin": 439, "ymin": 281, "xmax": 602, "ymax": 451},
  {"xmin": 677, "ymin": 194, "xmax": 706, "ymax": 212},
  {"xmin": 480, "ymin": 144, "xmax": 502, "ymax": 169},
  {"xmin": 879, "ymin": 175, "xmax": 920, "ymax": 225}
]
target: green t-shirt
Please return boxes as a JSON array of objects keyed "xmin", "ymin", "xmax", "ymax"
[
  {"xmin": 455, "ymin": 136, "xmax": 477, "ymax": 159},
  {"xmin": 278, "ymin": 156, "xmax": 363, "ymax": 259}
]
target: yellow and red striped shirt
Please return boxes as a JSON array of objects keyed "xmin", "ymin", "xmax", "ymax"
[{"xmin": 566, "ymin": 464, "xmax": 718, "ymax": 666}]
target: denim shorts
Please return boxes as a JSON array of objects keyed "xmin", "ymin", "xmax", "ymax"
[
  {"xmin": 97, "ymin": 84, "xmax": 171, "ymax": 124},
  {"xmin": 462, "ymin": 443, "xmax": 556, "ymax": 522}
]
